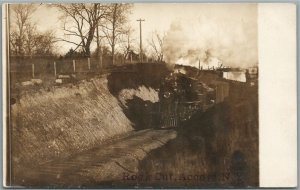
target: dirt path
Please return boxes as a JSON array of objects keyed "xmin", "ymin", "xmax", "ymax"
[{"xmin": 15, "ymin": 129, "xmax": 177, "ymax": 188}]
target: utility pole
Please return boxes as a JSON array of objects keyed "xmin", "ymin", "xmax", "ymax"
[{"xmin": 137, "ymin": 19, "xmax": 145, "ymax": 62}]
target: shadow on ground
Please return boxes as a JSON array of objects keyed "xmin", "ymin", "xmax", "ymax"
[{"xmin": 132, "ymin": 82, "xmax": 259, "ymax": 188}]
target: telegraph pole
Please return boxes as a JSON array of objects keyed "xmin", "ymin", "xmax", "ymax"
[{"xmin": 137, "ymin": 19, "xmax": 145, "ymax": 62}]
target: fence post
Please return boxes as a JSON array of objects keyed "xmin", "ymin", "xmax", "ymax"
[
  {"xmin": 32, "ymin": 63, "xmax": 35, "ymax": 78},
  {"xmin": 87, "ymin": 57, "xmax": 91, "ymax": 70},
  {"xmin": 73, "ymin": 60, "xmax": 76, "ymax": 73},
  {"xmin": 54, "ymin": 61, "xmax": 56, "ymax": 76}
]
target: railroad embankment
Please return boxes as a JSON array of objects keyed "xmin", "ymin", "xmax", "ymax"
[{"xmin": 11, "ymin": 76, "xmax": 133, "ymax": 167}]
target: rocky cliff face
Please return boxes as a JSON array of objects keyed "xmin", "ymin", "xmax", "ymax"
[{"xmin": 11, "ymin": 76, "xmax": 133, "ymax": 167}]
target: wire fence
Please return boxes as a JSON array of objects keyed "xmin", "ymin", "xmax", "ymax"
[{"xmin": 9, "ymin": 56, "xmax": 144, "ymax": 88}]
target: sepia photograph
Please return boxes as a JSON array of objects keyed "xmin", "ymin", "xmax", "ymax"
[{"xmin": 3, "ymin": 2, "xmax": 295, "ymax": 188}]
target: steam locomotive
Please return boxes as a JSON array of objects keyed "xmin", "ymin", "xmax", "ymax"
[{"xmin": 158, "ymin": 71, "xmax": 229, "ymax": 128}]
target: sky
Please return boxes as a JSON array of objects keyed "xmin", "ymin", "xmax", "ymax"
[{"xmin": 10, "ymin": 3, "xmax": 258, "ymax": 68}]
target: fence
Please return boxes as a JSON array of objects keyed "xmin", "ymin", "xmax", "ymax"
[{"xmin": 9, "ymin": 56, "xmax": 142, "ymax": 87}]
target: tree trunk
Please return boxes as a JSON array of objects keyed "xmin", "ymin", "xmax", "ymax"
[
  {"xmin": 111, "ymin": 4, "xmax": 117, "ymax": 65},
  {"xmin": 85, "ymin": 46, "xmax": 91, "ymax": 57},
  {"xmin": 112, "ymin": 44, "xmax": 115, "ymax": 65},
  {"xmin": 85, "ymin": 23, "xmax": 97, "ymax": 57},
  {"xmin": 99, "ymin": 46, "xmax": 103, "ymax": 69},
  {"xmin": 96, "ymin": 25, "xmax": 103, "ymax": 71}
]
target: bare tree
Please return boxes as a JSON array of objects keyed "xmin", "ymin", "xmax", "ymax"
[
  {"xmin": 10, "ymin": 30, "xmax": 21, "ymax": 56},
  {"xmin": 10, "ymin": 4, "xmax": 56, "ymax": 57},
  {"xmin": 102, "ymin": 3, "xmax": 132, "ymax": 65},
  {"xmin": 23, "ymin": 23, "xmax": 37, "ymax": 57},
  {"xmin": 148, "ymin": 31, "xmax": 165, "ymax": 62},
  {"xmin": 95, "ymin": 22, "xmax": 106, "ymax": 69},
  {"xmin": 54, "ymin": 3, "xmax": 109, "ymax": 56},
  {"xmin": 119, "ymin": 26, "xmax": 136, "ymax": 62},
  {"xmin": 10, "ymin": 4, "xmax": 37, "ymax": 56},
  {"xmin": 34, "ymin": 30, "xmax": 57, "ymax": 56}
]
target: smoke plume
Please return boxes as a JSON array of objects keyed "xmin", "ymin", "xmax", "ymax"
[{"xmin": 163, "ymin": 6, "xmax": 258, "ymax": 69}]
